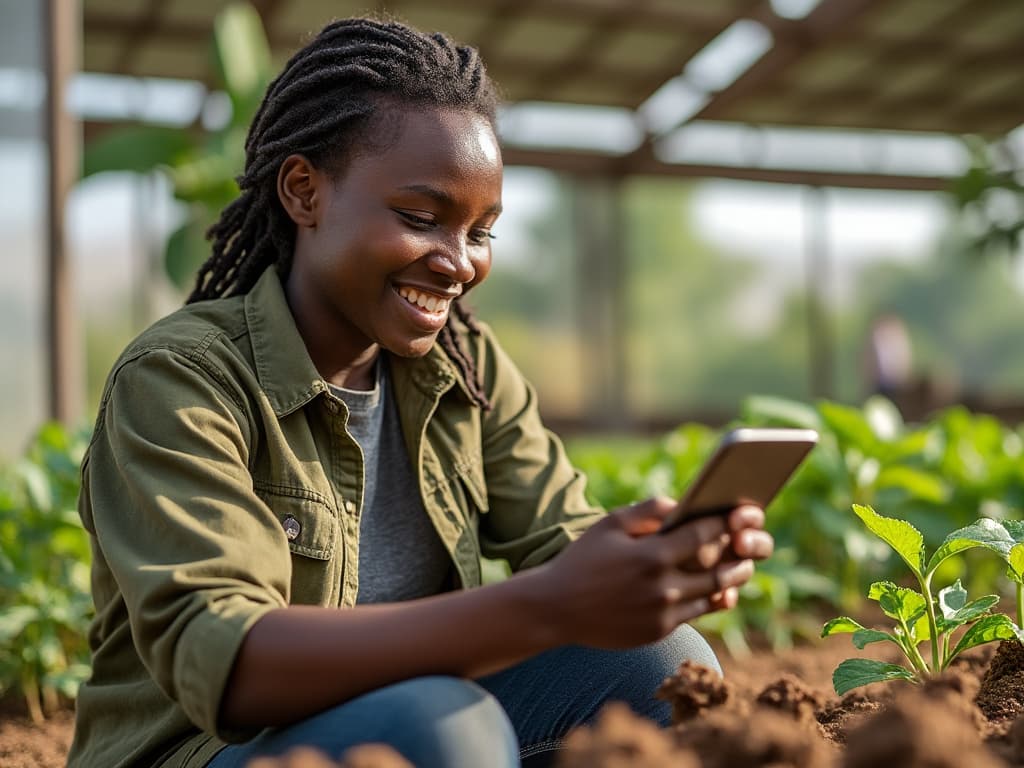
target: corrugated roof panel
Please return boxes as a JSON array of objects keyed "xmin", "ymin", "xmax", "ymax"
[
  {"xmin": 601, "ymin": 28, "xmax": 695, "ymax": 73},
  {"xmin": 785, "ymin": 45, "xmax": 877, "ymax": 91},
  {"xmin": 391, "ymin": 5, "xmax": 492, "ymax": 42},
  {"xmin": 491, "ymin": 14, "xmax": 596, "ymax": 63},
  {"xmin": 132, "ymin": 41, "xmax": 211, "ymax": 81},
  {"xmin": 861, "ymin": 0, "xmax": 964, "ymax": 38}
]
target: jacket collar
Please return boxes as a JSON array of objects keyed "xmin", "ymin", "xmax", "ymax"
[{"xmin": 244, "ymin": 268, "xmax": 475, "ymax": 417}]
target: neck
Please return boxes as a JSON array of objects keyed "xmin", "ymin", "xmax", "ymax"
[{"xmin": 284, "ymin": 275, "xmax": 380, "ymax": 391}]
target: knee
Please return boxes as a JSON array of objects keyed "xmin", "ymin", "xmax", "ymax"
[
  {"xmin": 365, "ymin": 676, "xmax": 519, "ymax": 766},
  {"xmin": 658, "ymin": 623, "xmax": 721, "ymax": 676}
]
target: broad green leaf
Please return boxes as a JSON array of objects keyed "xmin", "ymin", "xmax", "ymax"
[
  {"xmin": 0, "ymin": 605, "xmax": 40, "ymax": 642},
  {"xmin": 949, "ymin": 614, "xmax": 1022, "ymax": 661},
  {"xmin": 740, "ymin": 395, "xmax": 821, "ymax": 430},
  {"xmin": 946, "ymin": 594, "xmax": 1000, "ymax": 627},
  {"xmin": 874, "ymin": 466, "xmax": 949, "ymax": 504},
  {"xmin": 1002, "ymin": 520, "xmax": 1024, "ymax": 543},
  {"xmin": 819, "ymin": 402, "xmax": 876, "ymax": 451},
  {"xmin": 910, "ymin": 611, "xmax": 931, "ymax": 643},
  {"xmin": 822, "ymin": 617, "xmax": 865, "ymax": 637},
  {"xmin": 868, "ymin": 581, "xmax": 926, "ymax": 622},
  {"xmin": 213, "ymin": 2, "xmax": 273, "ymax": 122},
  {"xmin": 852, "ymin": 628, "xmax": 897, "ymax": 649},
  {"xmin": 832, "ymin": 658, "xmax": 916, "ymax": 696},
  {"xmin": 164, "ymin": 216, "xmax": 211, "ymax": 291},
  {"xmin": 938, "ymin": 580, "xmax": 967, "ymax": 619},
  {"xmin": 863, "ymin": 396, "xmax": 903, "ymax": 442},
  {"xmin": 854, "ymin": 505, "xmax": 925, "ymax": 576},
  {"xmin": 928, "ymin": 518, "xmax": 1016, "ymax": 574},
  {"xmin": 167, "ymin": 151, "xmax": 241, "ymax": 204},
  {"xmin": 82, "ymin": 126, "xmax": 195, "ymax": 178},
  {"xmin": 1009, "ymin": 543, "xmax": 1024, "ymax": 581},
  {"xmin": 17, "ymin": 461, "xmax": 52, "ymax": 513}
]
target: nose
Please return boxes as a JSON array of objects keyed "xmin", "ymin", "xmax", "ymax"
[{"xmin": 428, "ymin": 235, "xmax": 476, "ymax": 285}]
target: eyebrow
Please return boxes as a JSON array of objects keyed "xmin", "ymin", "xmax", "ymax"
[{"xmin": 399, "ymin": 184, "xmax": 503, "ymax": 215}]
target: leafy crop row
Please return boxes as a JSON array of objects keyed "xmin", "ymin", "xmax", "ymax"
[
  {"xmin": 568, "ymin": 396, "xmax": 1024, "ymax": 655},
  {"xmin": 0, "ymin": 424, "xmax": 92, "ymax": 721}
]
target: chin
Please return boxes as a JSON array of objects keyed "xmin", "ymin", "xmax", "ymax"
[{"xmin": 385, "ymin": 334, "xmax": 439, "ymax": 359}]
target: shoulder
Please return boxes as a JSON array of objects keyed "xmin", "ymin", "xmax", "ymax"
[{"xmin": 98, "ymin": 295, "xmax": 255, "ymax": 415}]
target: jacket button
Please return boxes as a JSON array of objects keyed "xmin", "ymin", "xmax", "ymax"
[{"xmin": 282, "ymin": 516, "xmax": 302, "ymax": 541}]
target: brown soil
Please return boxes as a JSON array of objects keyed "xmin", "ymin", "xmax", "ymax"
[{"xmin": 6, "ymin": 639, "xmax": 1024, "ymax": 767}]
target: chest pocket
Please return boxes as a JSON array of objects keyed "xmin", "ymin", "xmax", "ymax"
[{"xmin": 254, "ymin": 485, "xmax": 339, "ymax": 606}]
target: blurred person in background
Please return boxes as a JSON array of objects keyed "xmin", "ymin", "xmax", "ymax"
[
  {"xmin": 863, "ymin": 311, "xmax": 914, "ymax": 401},
  {"xmin": 67, "ymin": 17, "xmax": 772, "ymax": 768}
]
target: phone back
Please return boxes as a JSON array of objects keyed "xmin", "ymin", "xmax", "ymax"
[{"xmin": 679, "ymin": 428, "xmax": 818, "ymax": 516}]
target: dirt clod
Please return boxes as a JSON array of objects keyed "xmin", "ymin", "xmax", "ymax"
[
  {"xmin": 655, "ymin": 660, "xmax": 734, "ymax": 723},
  {"xmin": 756, "ymin": 674, "xmax": 826, "ymax": 723}
]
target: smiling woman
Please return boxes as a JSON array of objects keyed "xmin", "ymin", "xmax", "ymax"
[{"xmin": 67, "ymin": 17, "xmax": 773, "ymax": 768}]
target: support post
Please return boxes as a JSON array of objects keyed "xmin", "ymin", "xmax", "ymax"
[
  {"xmin": 44, "ymin": 0, "xmax": 81, "ymax": 424},
  {"xmin": 571, "ymin": 173, "xmax": 628, "ymax": 428}
]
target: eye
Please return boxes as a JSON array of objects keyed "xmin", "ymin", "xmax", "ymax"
[
  {"xmin": 396, "ymin": 210, "xmax": 435, "ymax": 230},
  {"xmin": 468, "ymin": 228, "xmax": 496, "ymax": 246}
]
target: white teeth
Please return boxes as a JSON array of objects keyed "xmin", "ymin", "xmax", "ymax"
[{"xmin": 397, "ymin": 286, "xmax": 449, "ymax": 314}]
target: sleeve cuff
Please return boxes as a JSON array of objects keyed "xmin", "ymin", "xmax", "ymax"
[{"xmin": 173, "ymin": 596, "xmax": 283, "ymax": 742}]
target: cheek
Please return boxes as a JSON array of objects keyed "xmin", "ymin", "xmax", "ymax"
[{"xmin": 469, "ymin": 251, "xmax": 493, "ymax": 288}]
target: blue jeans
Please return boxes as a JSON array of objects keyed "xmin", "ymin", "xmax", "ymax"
[{"xmin": 207, "ymin": 624, "xmax": 719, "ymax": 768}]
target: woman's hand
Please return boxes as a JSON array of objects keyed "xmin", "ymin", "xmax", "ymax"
[{"xmin": 532, "ymin": 498, "xmax": 773, "ymax": 649}]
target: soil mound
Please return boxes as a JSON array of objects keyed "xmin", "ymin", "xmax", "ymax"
[
  {"xmin": 557, "ymin": 702, "xmax": 697, "ymax": 768},
  {"xmin": 842, "ymin": 683, "xmax": 1002, "ymax": 768},
  {"xmin": 979, "ymin": 640, "xmax": 1024, "ymax": 723},
  {"xmin": 673, "ymin": 707, "xmax": 833, "ymax": 768}
]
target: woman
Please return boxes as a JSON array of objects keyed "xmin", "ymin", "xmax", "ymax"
[{"xmin": 68, "ymin": 17, "xmax": 772, "ymax": 768}]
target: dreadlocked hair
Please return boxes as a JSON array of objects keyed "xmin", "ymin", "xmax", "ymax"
[{"xmin": 186, "ymin": 17, "xmax": 499, "ymax": 410}]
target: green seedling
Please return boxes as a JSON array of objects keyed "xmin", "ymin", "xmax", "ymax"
[{"xmin": 822, "ymin": 504, "xmax": 1023, "ymax": 695}]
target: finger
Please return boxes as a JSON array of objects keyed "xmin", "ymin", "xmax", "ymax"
[
  {"xmin": 708, "ymin": 587, "xmax": 740, "ymax": 612},
  {"xmin": 728, "ymin": 505, "xmax": 765, "ymax": 532},
  {"xmin": 668, "ymin": 559, "xmax": 754, "ymax": 604},
  {"xmin": 614, "ymin": 496, "xmax": 678, "ymax": 537},
  {"xmin": 651, "ymin": 513, "xmax": 730, "ymax": 565},
  {"xmin": 732, "ymin": 529, "xmax": 775, "ymax": 560}
]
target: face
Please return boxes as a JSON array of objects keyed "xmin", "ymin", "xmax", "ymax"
[{"xmin": 283, "ymin": 106, "xmax": 503, "ymax": 366}]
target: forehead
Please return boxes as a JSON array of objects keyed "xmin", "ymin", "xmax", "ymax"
[{"xmin": 343, "ymin": 106, "xmax": 503, "ymax": 192}]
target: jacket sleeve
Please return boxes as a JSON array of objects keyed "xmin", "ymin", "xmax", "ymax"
[
  {"xmin": 472, "ymin": 324, "xmax": 606, "ymax": 571},
  {"xmin": 83, "ymin": 348, "xmax": 290, "ymax": 741}
]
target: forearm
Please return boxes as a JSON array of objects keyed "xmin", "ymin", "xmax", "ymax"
[{"xmin": 219, "ymin": 565, "xmax": 558, "ymax": 728}]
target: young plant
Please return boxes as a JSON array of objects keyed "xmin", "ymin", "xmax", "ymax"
[{"xmin": 822, "ymin": 504, "xmax": 1022, "ymax": 695}]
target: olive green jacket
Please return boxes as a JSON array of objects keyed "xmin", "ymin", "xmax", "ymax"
[{"xmin": 68, "ymin": 268, "xmax": 604, "ymax": 768}]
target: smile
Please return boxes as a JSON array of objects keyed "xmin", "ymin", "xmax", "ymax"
[{"xmin": 396, "ymin": 286, "xmax": 452, "ymax": 314}]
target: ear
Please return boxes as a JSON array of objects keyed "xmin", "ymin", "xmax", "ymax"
[{"xmin": 277, "ymin": 154, "xmax": 322, "ymax": 228}]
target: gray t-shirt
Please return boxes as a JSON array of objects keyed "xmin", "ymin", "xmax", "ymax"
[{"xmin": 331, "ymin": 356, "xmax": 452, "ymax": 604}]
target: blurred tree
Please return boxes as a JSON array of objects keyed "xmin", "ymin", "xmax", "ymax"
[
  {"xmin": 81, "ymin": 2, "xmax": 273, "ymax": 291},
  {"xmin": 622, "ymin": 178, "xmax": 808, "ymax": 416},
  {"xmin": 950, "ymin": 135, "xmax": 1024, "ymax": 264}
]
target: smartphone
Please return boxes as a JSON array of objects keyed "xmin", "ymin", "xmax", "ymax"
[{"xmin": 659, "ymin": 427, "xmax": 819, "ymax": 532}]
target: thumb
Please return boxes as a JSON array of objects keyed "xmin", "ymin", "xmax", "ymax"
[{"xmin": 613, "ymin": 496, "xmax": 678, "ymax": 537}]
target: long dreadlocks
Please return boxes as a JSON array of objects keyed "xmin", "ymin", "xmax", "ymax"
[{"xmin": 187, "ymin": 17, "xmax": 499, "ymax": 409}]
